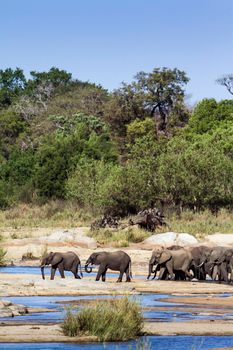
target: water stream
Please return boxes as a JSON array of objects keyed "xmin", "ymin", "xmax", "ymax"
[{"xmin": 1, "ymin": 266, "xmax": 233, "ymax": 349}]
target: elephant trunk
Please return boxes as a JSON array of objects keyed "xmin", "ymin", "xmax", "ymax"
[
  {"xmin": 41, "ymin": 265, "xmax": 45, "ymax": 280},
  {"xmin": 147, "ymin": 263, "xmax": 156, "ymax": 280},
  {"xmin": 85, "ymin": 263, "xmax": 92, "ymax": 273}
]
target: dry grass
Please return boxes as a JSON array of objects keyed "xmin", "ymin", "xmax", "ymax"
[
  {"xmin": 88, "ymin": 226, "xmax": 151, "ymax": 246},
  {"xmin": 161, "ymin": 209, "xmax": 233, "ymax": 239},
  {"xmin": 0, "ymin": 203, "xmax": 232, "ymax": 242},
  {"xmin": 0, "ymin": 201, "xmax": 93, "ymax": 228}
]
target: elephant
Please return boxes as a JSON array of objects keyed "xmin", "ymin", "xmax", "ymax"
[
  {"xmin": 147, "ymin": 245, "xmax": 185, "ymax": 280},
  {"xmin": 187, "ymin": 245, "xmax": 214, "ymax": 280},
  {"xmin": 40, "ymin": 251, "xmax": 82, "ymax": 280},
  {"xmin": 147, "ymin": 246, "xmax": 194, "ymax": 280},
  {"xmin": 208, "ymin": 247, "xmax": 233, "ymax": 282},
  {"xmin": 85, "ymin": 251, "xmax": 132, "ymax": 282}
]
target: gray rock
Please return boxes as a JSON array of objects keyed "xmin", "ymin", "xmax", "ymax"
[
  {"xmin": 42, "ymin": 229, "xmax": 97, "ymax": 249},
  {"xmin": 0, "ymin": 300, "xmax": 28, "ymax": 317},
  {"xmin": 142, "ymin": 232, "xmax": 198, "ymax": 247}
]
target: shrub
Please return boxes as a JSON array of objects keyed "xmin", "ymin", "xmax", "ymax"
[
  {"xmin": 61, "ymin": 297, "xmax": 143, "ymax": 341},
  {"xmin": 0, "ymin": 247, "xmax": 7, "ymax": 266}
]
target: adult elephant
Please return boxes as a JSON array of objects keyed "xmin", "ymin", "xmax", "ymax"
[
  {"xmin": 148, "ymin": 246, "xmax": 186, "ymax": 280},
  {"xmin": 85, "ymin": 251, "xmax": 132, "ymax": 282},
  {"xmin": 40, "ymin": 251, "xmax": 82, "ymax": 280},
  {"xmin": 187, "ymin": 245, "xmax": 214, "ymax": 280},
  {"xmin": 208, "ymin": 247, "xmax": 233, "ymax": 282},
  {"xmin": 147, "ymin": 246, "xmax": 193, "ymax": 280}
]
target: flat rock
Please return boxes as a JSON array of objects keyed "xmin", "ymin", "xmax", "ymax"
[
  {"xmin": 0, "ymin": 300, "xmax": 28, "ymax": 317},
  {"xmin": 142, "ymin": 232, "xmax": 198, "ymax": 247},
  {"xmin": 42, "ymin": 229, "xmax": 97, "ymax": 249}
]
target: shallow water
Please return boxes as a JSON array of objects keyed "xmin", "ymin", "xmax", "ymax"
[
  {"xmin": 2, "ymin": 267, "xmax": 233, "ymax": 349},
  {"xmin": 3, "ymin": 292, "xmax": 233, "ymax": 324},
  {"xmin": 1, "ymin": 336, "xmax": 233, "ymax": 350},
  {"xmin": 0, "ymin": 265, "xmax": 144, "ymax": 280}
]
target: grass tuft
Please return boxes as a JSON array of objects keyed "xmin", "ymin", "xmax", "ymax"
[
  {"xmin": 88, "ymin": 226, "xmax": 150, "ymax": 246},
  {"xmin": 61, "ymin": 297, "xmax": 143, "ymax": 341},
  {"xmin": 0, "ymin": 247, "xmax": 7, "ymax": 266}
]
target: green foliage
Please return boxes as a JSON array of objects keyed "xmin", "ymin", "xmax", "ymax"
[
  {"xmin": 127, "ymin": 118, "xmax": 156, "ymax": 144},
  {"xmin": 61, "ymin": 297, "xmax": 143, "ymax": 341},
  {"xmin": 157, "ymin": 127, "xmax": 233, "ymax": 210},
  {"xmin": 0, "ymin": 68, "xmax": 26, "ymax": 107},
  {"xmin": 89, "ymin": 227, "xmax": 150, "ymax": 246},
  {"xmin": 27, "ymin": 67, "xmax": 72, "ymax": 92},
  {"xmin": 34, "ymin": 113, "xmax": 117, "ymax": 199},
  {"xmin": 66, "ymin": 160, "xmax": 120, "ymax": 212},
  {"xmin": 0, "ymin": 108, "xmax": 28, "ymax": 156},
  {"xmin": 132, "ymin": 67, "xmax": 189, "ymax": 133},
  {"xmin": 0, "ymin": 247, "xmax": 7, "ymax": 266},
  {"xmin": 47, "ymin": 82, "xmax": 108, "ymax": 117},
  {"xmin": 0, "ymin": 180, "xmax": 10, "ymax": 208},
  {"xmin": 0, "ymin": 149, "xmax": 35, "ymax": 203},
  {"xmin": 0, "ymin": 65, "xmax": 232, "ymax": 216},
  {"xmin": 188, "ymin": 99, "xmax": 233, "ymax": 134}
]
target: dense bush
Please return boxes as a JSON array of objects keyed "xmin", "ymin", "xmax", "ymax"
[
  {"xmin": 61, "ymin": 297, "xmax": 143, "ymax": 341},
  {"xmin": 0, "ymin": 65, "xmax": 232, "ymax": 215}
]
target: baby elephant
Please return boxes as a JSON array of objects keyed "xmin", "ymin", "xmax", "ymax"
[
  {"xmin": 40, "ymin": 251, "xmax": 83, "ymax": 280},
  {"xmin": 85, "ymin": 251, "xmax": 132, "ymax": 282}
]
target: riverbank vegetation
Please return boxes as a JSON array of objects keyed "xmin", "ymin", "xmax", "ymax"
[
  {"xmin": 0, "ymin": 66, "xmax": 232, "ymax": 229},
  {"xmin": 0, "ymin": 202, "xmax": 232, "ymax": 239},
  {"xmin": 61, "ymin": 297, "xmax": 143, "ymax": 341}
]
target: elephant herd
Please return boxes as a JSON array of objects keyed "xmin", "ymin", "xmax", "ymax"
[
  {"xmin": 40, "ymin": 245, "xmax": 233, "ymax": 284},
  {"xmin": 147, "ymin": 245, "xmax": 233, "ymax": 283}
]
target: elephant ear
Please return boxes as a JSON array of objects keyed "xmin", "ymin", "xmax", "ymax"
[
  {"xmin": 94, "ymin": 253, "xmax": 103, "ymax": 264},
  {"xmin": 51, "ymin": 253, "xmax": 63, "ymax": 265},
  {"xmin": 159, "ymin": 250, "xmax": 172, "ymax": 264}
]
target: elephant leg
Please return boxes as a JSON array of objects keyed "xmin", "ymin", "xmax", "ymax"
[
  {"xmin": 50, "ymin": 267, "xmax": 57, "ymax": 280},
  {"xmin": 158, "ymin": 267, "xmax": 167, "ymax": 280},
  {"xmin": 166, "ymin": 262, "xmax": 175, "ymax": 280},
  {"xmin": 96, "ymin": 264, "xmax": 107, "ymax": 281},
  {"xmin": 72, "ymin": 266, "xmax": 81, "ymax": 279},
  {"xmin": 101, "ymin": 268, "xmax": 107, "ymax": 282},
  {"xmin": 219, "ymin": 264, "xmax": 228, "ymax": 282},
  {"xmin": 125, "ymin": 266, "xmax": 131, "ymax": 282},
  {"xmin": 117, "ymin": 269, "xmax": 124, "ymax": 282},
  {"xmin": 180, "ymin": 261, "xmax": 193, "ymax": 280},
  {"xmin": 212, "ymin": 265, "xmax": 218, "ymax": 280},
  {"xmin": 58, "ymin": 266, "xmax": 65, "ymax": 278}
]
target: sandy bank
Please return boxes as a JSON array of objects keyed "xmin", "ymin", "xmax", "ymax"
[
  {"xmin": 1, "ymin": 320, "xmax": 233, "ymax": 342},
  {"xmin": 1, "ymin": 273, "xmax": 233, "ymax": 297}
]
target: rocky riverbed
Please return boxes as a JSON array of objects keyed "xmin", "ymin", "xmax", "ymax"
[{"xmin": 1, "ymin": 227, "xmax": 233, "ymax": 345}]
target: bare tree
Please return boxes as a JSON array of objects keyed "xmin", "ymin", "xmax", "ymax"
[
  {"xmin": 216, "ymin": 74, "xmax": 233, "ymax": 95},
  {"xmin": 14, "ymin": 82, "xmax": 54, "ymax": 121}
]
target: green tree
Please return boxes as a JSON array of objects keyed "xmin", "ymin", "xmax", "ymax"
[
  {"xmin": 28, "ymin": 67, "xmax": 72, "ymax": 90},
  {"xmin": 132, "ymin": 67, "xmax": 189, "ymax": 134},
  {"xmin": 188, "ymin": 99, "xmax": 233, "ymax": 134},
  {"xmin": 0, "ymin": 68, "xmax": 26, "ymax": 107},
  {"xmin": 157, "ymin": 127, "xmax": 233, "ymax": 211}
]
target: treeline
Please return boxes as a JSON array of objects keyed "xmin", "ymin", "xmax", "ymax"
[{"xmin": 0, "ymin": 67, "xmax": 232, "ymax": 215}]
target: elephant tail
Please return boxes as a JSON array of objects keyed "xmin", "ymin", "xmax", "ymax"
[
  {"xmin": 79, "ymin": 263, "xmax": 83, "ymax": 278},
  {"xmin": 129, "ymin": 260, "xmax": 133, "ymax": 279}
]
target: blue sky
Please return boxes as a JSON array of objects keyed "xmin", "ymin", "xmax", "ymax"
[{"xmin": 1, "ymin": 0, "xmax": 233, "ymax": 104}]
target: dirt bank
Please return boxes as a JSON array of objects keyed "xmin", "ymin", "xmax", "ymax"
[{"xmin": 1, "ymin": 320, "xmax": 233, "ymax": 342}]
